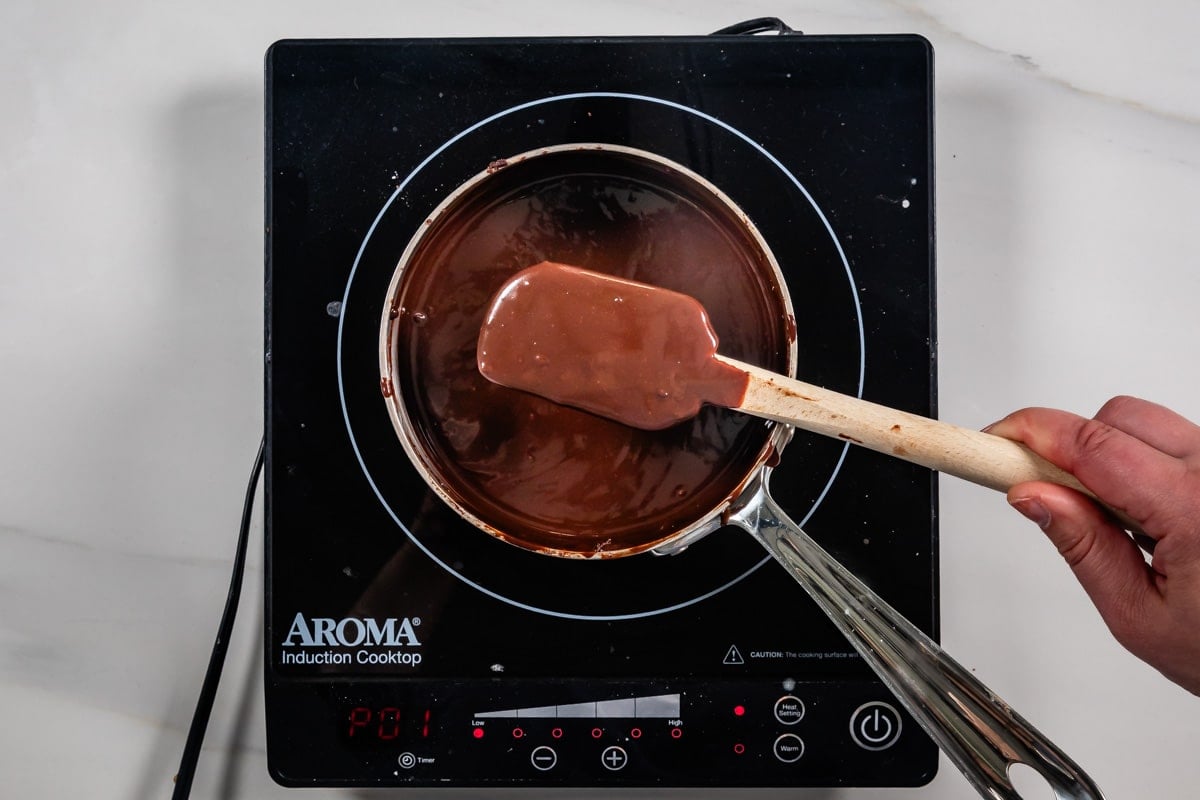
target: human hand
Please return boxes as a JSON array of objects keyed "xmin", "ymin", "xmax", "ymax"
[{"xmin": 985, "ymin": 396, "xmax": 1200, "ymax": 695}]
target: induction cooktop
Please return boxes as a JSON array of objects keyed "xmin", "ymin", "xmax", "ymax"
[{"xmin": 264, "ymin": 30, "xmax": 937, "ymax": 788}]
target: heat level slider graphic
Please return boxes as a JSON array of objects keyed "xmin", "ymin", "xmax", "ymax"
[{"xmin": 474, "ymin": 693, "xmax": 681, "ymax": 719}]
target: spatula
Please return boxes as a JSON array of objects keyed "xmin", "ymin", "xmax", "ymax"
[{"xmin": 477, "ymin": 261, "xmax": 1139, "ymax": 533}]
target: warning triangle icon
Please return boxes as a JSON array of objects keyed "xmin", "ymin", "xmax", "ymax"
[{"xmin": 722, "ymin": 645, "xmax": 745, "ymax": 665}]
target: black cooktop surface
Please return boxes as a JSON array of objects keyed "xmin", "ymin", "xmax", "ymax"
[{"xmin": 265, "ymin": 32, "xmax": 937, "ymax": 788}]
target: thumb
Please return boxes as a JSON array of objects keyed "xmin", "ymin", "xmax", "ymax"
[{"xmin": 1008, "ymin": 481, "xmax": 1157, "ymax": 642}]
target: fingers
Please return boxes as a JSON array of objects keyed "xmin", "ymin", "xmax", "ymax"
[
  {"xmin": 1008, "ymin": 481, "xmax": 1160, "ymax": 647},
  {"xmin": 986, "ymin": 406, "xmax": 1192, "ymax": 537},
  {"xmin": 1093, "ymin": 395, "xmax": 1200, "ymax": 460},
  {"xmin": 995, "ymin": 398, "xmax": 1200, "ymax": 696}
]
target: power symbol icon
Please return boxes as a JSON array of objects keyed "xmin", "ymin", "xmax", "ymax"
[
  {"xmin": 861, "ymin": 710, "xmax": 892, "ymax": 741},
  {"xmin": 849, "ymin": 702, "xmax": 902, "ymax": 751}
]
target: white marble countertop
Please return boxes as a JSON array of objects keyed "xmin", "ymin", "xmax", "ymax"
[{"xmin": 2, "ymin": 1, "xmax": 1197, "ymax": 798}]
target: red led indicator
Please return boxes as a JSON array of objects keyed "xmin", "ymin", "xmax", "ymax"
[
  {"xmin": 733, "ymin": 743, "xmax": 746, "ymax": 755},
  {"xmin": 512, "ymin": 727, "xmax": 525, "ymax": 739},
  {"xmin": 472, "ymin": 727, "xmax": 485, "ymax": 739},
  {"xmin": 733, "ymin": 705, "xmax": 746, "ymax": 717},
  {"xmin": 670, "ymin": 727, "xmax": 683, "ymax": 740},
  {"xmin": 630, "ymin": 727, "xmax": 643, "ymax": 739},
  {"xmin": 591, "ymin": 727, "xmax": 604, "ymax": 739},
  {"xmin": 551, "ymin": 727, "xmax": 563, "ymax": 739}
]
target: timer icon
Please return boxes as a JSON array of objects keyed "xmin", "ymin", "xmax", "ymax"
[{"xmin": 398, "ymin": 752, "xmax": 417, "ymax": 769}]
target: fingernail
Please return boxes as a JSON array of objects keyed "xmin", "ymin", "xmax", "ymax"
[
  {"xmin": 981, "ymin": 421, "xmax": 999, "ymax": 434},
  {"xmin": 1009, "ymin": 496, "xmax": 1051, "ymax": 529}
]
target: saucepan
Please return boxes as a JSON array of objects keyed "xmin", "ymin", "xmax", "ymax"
[{"xmin": 378, "ymin": 143, "xmax": 1104, "ymax": 799}]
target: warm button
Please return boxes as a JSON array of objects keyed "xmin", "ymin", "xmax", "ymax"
[
  {"xmin": 772, "ymin": 733, "xmax": 805, "ymax": 763},
  {"xmin": 773, "ymin": 695, "xmax": 805, "ymax": 725},
  {"xmin": 850, "ymin": 702, "xmax": 903, "ymax": 751}
]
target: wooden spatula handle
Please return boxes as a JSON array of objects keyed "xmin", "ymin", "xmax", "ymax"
[{"xmin": 719, "ymin": 356, "xmax": 1142, "ymax": 534}]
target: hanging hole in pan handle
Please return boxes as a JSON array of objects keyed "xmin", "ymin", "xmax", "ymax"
[
  {"xmin": 710, "ymin": 17, "xmax": 801, "ymax": 36},
  {"xmin": 1008, "ymin": 762, "xmax": 1058, "ymax": 799}
]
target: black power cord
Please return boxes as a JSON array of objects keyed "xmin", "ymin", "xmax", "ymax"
[
  {"xmin": 171, "ymin": 438, "xmax": 265, "ymax": 799},
  {"xmin": 710, "ymin": 17, "xmax": 799, "ymax": 36}
]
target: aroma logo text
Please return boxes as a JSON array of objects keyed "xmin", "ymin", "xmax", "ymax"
[{"xmin": 281, "ymin": 613, "xmax": 422, "ymax": 647}]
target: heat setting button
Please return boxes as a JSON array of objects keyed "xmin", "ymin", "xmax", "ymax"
[
  {"xmin": 773, "ymin": 695, "xmax": 805, "ymax": 725},
  {"xmin": 773, "ymin": 733, "xmax": 805, "ymax": 763},
  {"xmin": 850, "ymin": 702, "xmax": 903, "ymax": 751}
]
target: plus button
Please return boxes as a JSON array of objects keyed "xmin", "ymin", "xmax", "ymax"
[{"xmin": 600, "ymin": 745, "xmax": 628, "ymax": 771}]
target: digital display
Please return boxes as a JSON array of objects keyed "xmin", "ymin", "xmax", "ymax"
[{"xmin": 342, "ymin": 705, "xmax": 433, "ymax": 744}]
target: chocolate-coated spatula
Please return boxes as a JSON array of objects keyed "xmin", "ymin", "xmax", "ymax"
[{"xmin": 478, "ymin": 260, "xmax": 1138, "ymax": 533}]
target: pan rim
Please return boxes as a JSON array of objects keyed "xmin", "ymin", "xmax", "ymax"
[{"xmin": 379, "ymin": 142, "xmax": 797, "ymax": 558}]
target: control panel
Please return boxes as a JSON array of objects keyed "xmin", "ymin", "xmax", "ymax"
[{"xmin": 266, "ymin": 679, "xmax": 937, "ymax": 787}]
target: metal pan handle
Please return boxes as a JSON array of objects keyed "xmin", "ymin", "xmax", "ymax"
[{"xmin": 729, "ymin": 476, "xmax": 1106, "ymax": 800}]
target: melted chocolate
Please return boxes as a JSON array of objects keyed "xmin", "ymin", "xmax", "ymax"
[
  {"xmin": 478, "ymin": 262, "xmax": 750, "ymax": 430},
  {"xmin": 388, "ymin": 150, "xmax": 790, "ymax": 554}
]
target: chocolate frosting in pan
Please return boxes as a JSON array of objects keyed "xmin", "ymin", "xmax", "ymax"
[{"xmin": 387, "ymin": 151, "xmax": 790, "ymax": 554}]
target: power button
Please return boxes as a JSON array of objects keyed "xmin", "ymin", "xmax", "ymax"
[{"xmin": 849, "ymin": 702, "xmax": 902, "ymax": 751}]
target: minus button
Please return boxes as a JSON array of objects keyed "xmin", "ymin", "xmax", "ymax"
[{"xmin": 530, "ymin": 746, "xmax": 557, "ymax": 771}]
